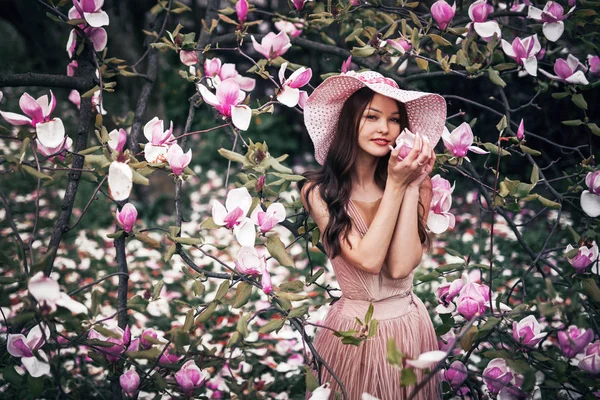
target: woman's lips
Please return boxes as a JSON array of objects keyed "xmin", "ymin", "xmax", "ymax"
[{"xmin": 371, "ymin": 139, "xmax": 390, "ymax": 146}]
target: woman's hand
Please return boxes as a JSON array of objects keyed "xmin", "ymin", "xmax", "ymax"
[{"xmin": 387, "ymin": 134, "xmax": 432, "ymax": 189}]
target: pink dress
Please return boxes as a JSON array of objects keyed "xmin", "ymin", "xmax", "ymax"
[{"xmin": 307, "ymin": 198, "xmax": 440, "ymax": 400}]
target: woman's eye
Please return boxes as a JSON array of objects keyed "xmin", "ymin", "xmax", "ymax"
[
  {"xmin": 365, "ymin": 115, "xmax": 377, "ymax": 120},
  {"xmin": 390, "ymin": 118, "xmax": 400, "ymax": 123}
]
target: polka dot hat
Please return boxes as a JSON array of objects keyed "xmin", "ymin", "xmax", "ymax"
[{"xmin": 304, "ymin": 70, "xmax": 447, "ymax": 165}]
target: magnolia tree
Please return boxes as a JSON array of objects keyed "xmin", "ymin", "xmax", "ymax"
[{"xmin": 0, "ymin": 0, "xmax": 599, "ymax": 398}]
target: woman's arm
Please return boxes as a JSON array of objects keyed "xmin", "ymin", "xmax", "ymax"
[
  {"xmin": 385, "ymin": 177, "xmax": 432, "ymax": 279},
  {"xmin": 301, "ymin": 137, "xmax": 431, "ymax": 275}
]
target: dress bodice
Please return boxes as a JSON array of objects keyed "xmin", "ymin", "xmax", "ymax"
[{"xmin": 329, "ymin": 198, "xmax": 415, "ymax": 302}]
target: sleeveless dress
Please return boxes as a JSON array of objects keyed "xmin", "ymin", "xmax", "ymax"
[{"xmin": 306, "ymin": 198, "xmax": 441, "ymax": 400}]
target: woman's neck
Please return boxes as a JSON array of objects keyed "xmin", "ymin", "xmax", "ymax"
[{"xmin": 351, "ymin": 152, "xmax": 380, "ymax": 191}]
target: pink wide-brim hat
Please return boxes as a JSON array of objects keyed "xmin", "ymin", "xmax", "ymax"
[{"xmin": 304, "ymin": 70, "xmax": 447, "ymax": 165}]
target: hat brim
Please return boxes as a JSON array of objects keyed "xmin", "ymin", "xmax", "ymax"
[{"xmin": 304, "ymin": 72, "xmax": 447, "ymax": 165}]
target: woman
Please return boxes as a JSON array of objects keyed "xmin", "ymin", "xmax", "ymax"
[{"xmin": 301, "ymin": 71, "xmax": 447, "ymax": 399}]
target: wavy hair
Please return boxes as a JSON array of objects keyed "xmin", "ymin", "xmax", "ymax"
[{"xmin": 301, "ymin": 87, "xmax": 430, "ymax": 258}]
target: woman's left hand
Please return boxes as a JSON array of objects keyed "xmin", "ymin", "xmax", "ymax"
[{"xmin": 407, "ymin": 140, "xmax": 435, "ymax": 189}]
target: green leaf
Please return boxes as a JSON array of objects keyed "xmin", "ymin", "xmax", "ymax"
[
  {"xmin": 305, "ymin": 367, "xmax": 319, "ymax": 392},
  {"xmin": 215, "ymin": 280, "xmax": 230, "ymax": 301},
  {"xmin": 288, "ymin": 304, "xmax": 309, "ymax": 318},
  {"xmin": 365, "ymin": 303, "xmax": 374, "ymax": 325},
  {"xmin": 200, "ymin": 217, "xmax": 221, "ymax": 229},
  {"xmin": 182, "ymin": 309, "xmax": 194, "ymax": 332},
  {"xmin": 164, "ymin": 243, "xmax": 176, "ymax": 262},
  {"xmin": 127, "ymin": 295, "xmax": 149, "ymax": 312},
  {"xmin": 258, "ymin": 318, "xmax": 285, "ymax": 334},
  {"xmin": 520, "ymin": 145, "xmax": 541, "ymax": 156},
  {"xmin": 436, "ymin": 263, "xmax": 465, "ymax": 272},
  {"xmin": 483, "ymin": 142, "xmax": 510, "ymax": 156},
  {"xmin": 236, "ymin": 313, "xmax": 250, "ymax": 338},
  {"xmin": 488, "ymin": 69, "xmax": 506, "ymax": 88},
  {"xmin": 351, "ymin": 45, "xmax": 376, "ymax": 58},
  {"xmin": 400, "ymin": 368, "xmax": 417, "ymax": 386},
  {"xmin": 368, "ymin": 319, "xmax": 378, "ymax": 338},
  {"xmin": 218, "ymin": 148, "xmax": 248, "ymax": 164},
  {"xmin": 134, "ymin": 232, "xmax": 161, "ymax": 248},
  {"xmin": 496, "ymin": 115, "xmax": 508, "ymax": 131},
  {"xmin": 127, "ymin": 347, "xmax": 162, "ymax": 359},
  {"xmin": 587, "ymin": 123, "xmax": 600, "ymax": 137},
  {"xmin": 459, "ymin": 326, "xmax": 478, "ymax": 350},
  {"xmin": 561, "ymin": 119, "xmax": 584, "ymax": 127},
  {"xmin": 535, "ymin": 194, "xmax": 561, "ymax": 209},
  {"xmin": 266, "ymin": 236, "xmax": 295, "ymax": 267},
  {"xmin": 530, "ymin": 165, "xmax": 539, "ymax": 184},
  {"xmin": 507, "ymin": 304, "xmax": 529, "ymax": 318},
  {"xmin": 306, "ymin": 269, "xmax": 325, "ymax": 285},
  {"xmin": 582, "ymin": 278, "xmax": 600, "ymax": 302},
  {"xmin": 428, "ymin": 34, "xmax": 452, "ymax": 46},
  {"xmin": 269, "ymin": 172, "xmax": 305, "ymax": 182},
  {"xmin": 3, "ymin": 366, "xmax": 23, "ymax": 387},
  {"xmin": 279, "ymin": 280, "xmax": 304, "ymax": 293},
  {"xmin": 152, "ymin": 280, "xmax": 164, "ymax": 301},
  {"xmin": 195, "ymin": 302, "xmax": 217, "ymax": 323},
  {"xmin": 81, "ymin": 85, "xmax": 100, "ymax": 99},
  {"xmin": 172, "ymin": 236, "xmax": 203, "ymax": 246},
  {"xmin": 386, "ymin": 337, "xmax": 401, "ymax": 365},
  {"xmin": 416, "ymin": 57, "xmax": 429, "ymax": 71},
  {"xmin": 417, "ymin": 271, "xmax": 440, "ymax": 282},
  {"xmin": 21, "ymin": 164, "xmax": 53, "ymax": 181},
  {"xmin": 445, "ymin": 248, "xmax": 464, "ymax": 258},
  {"xmin": 567, "ymin": 226, "xmax": 581, "ymax": 243},
  {"xmin": 479, "ymin": 316, "xmax": 500, "ymax": 331},
  {"xmin": 552, "ymin": 91, "xmax": 570, "ymax": 99},
  {"xmin": 28, "ymin": 374, "xmax": 44, "ymax": 397},
  {"xmin": 571, "ymin": 93, "xmax": 588, "ymax": 110},
  {"xmin": 232, "ymin": 282, "xmax": 253, "ymax": 308}
]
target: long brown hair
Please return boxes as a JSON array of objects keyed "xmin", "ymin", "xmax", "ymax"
[{"xmin": 301, "ymin": 87, "xmax": 430, "ymax": 258}]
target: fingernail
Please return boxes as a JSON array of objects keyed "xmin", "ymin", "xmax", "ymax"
[{"xmin": 388, "ymin": 145, "xmax": 394, "ymax": 151}]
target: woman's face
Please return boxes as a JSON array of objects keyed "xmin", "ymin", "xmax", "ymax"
[{"xmin": 356, "ymin": 93, "xmax": 402, "ymax": 160}]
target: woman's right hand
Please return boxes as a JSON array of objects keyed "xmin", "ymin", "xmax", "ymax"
[{"xmin": 387, "ymin": 135, "xmax": 432, "ymax": 189}]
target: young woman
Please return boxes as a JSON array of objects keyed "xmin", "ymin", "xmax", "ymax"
[{"xmin": 301, "ymin": 71, "xmax": 447, "ymax": 399}]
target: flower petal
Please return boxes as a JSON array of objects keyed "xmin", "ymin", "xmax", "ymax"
[
  {"xmin": 232, "ymin": 105, "xmax": 252, "ymax": 131},
  {"xmin": 234, "ymin": 218, "xmax": 256, "ymax": 247},
  {"xmin": 427, "ymin": 212, "xmax": 452, "ymax": 234},
  {"xmin": 0, "ymin": 111, "xmax": 32, "ymax": 126},
  {"xmin": 36, "ymin": 119, "xmax": 66, "ymax": 149},
  {"xmin": 565, "ymin": 71, "xmax": 589, "ymax": 85},
  {"xmin": 406, "ymin": 350, "xmax": 447, "ymax": 369},
  {"xmin": 522, "ymin": 56, "xmax": 538, "ymax": 76},
  {"xmin": 542, "ymin": 21, "xmax": 564, "ymax": 42},
  {"xmin": 212, "ymin": 201, "xmax": 228, "ymax": 226},
  {"xmin": 108, "ymin": 161, "xmax": 133, "ymax": 201},
  {"xmin": 84, "ymin": 10, "xmax": 109, "ymax": 27},
  {"xmin": 22, "ymin": 352, "xmax": 51, "ymax": 378},
  {"xmin": 581, "ymin": 191, "xmax": 600, "ymax": 217},
  {"xmin": 277, "ymin": 87, "xmax": 300, "ymax": 108},
  {"xmin": 19, "ymin": 93, "xmax": 44, "ymax": 125}
]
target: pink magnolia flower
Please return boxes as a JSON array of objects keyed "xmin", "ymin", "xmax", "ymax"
[
  {"xmin": 275, "ymin": 20, "xmax": 303, "ymax": 37},
  {"xmin": 341, "ymin": 56, "xmax": 352, "ymax": 73},
  {"xmin": 565, "ymin": 241, "xmax": 599, "ymax": 273},
  {"xmin": 212, "ymin": 187, "xmax": 256, "ymax": 247},
  {"xmin": 166, "ymin": 143, "xmax": 192, "ymax": 176},
  {"xmin": 251, "ymin": 31, "xmax": 292, "ymax": 60},
  {"xmin": 558, "ymin": 325, "xmax": 594, "ymax": 358},
  {"xmin": 456, "ymin": 281, "xmax": 489, "ymax": 320},
  {"xmin": 197, "ymin": 78, "xmax": 252, "ymax": 131},
  {"xmin": 250, "ymin": 202, "xmax": 286, "ymax": 232},
  {"xmin": 501, "ymin": 34, "xmax": 542, "ymax": 76},
  {"xmin": 120, "ymin": 367, "xmax": 140, "ymax": 398},
  {"xmin": 387, "ymin": 38, "xmax": 411, "ymax": 55},
  {"xmin": 0, "ymin": 90, "xmax": 56, "ymax": 127},
  {"xmin": 143, "ymin": 117, "xmax": 175, "ymax": 163},
  {"xmin": 235, "ymin": 246, "xmax": 265, "ymax": 275},
  {"xmin": 431, "ymin": 0, "xmax": 456, "ymax": 31},
  {"xmin": 116, "ymin": 203, "xmax": 137, "ymax": 233},
  {"xmin": 468, "ymin": 0, "xmax": 501, "ymax": 41},
  {"xmin": 71, "ymin": 0, "xmax": 110, "ymax": 28},
  {"xmin": 277, "ymin": 63, "xmax": 312, "ymax": 108},
  {"xmin": 204, "ymin": 61, "xmax": 256, "ymax": 91},
  {"xmin": 256, "ymin": 175, "xmax": 265, "ymax": 192},
  {"xmin": 67, "ymin": 60, "xmax": 78, "ymax": 77},
  {"xmin": 539, "ymin": 54, "xmax": 589, "ymax": 85},
  {"xmin": 406, "ymin": 350, "xmax": 447, "ymax": 369},
  {"xmin": 108, "ymin": 128, "xmax": 127, "ymax": 153},
  {"xmin": 68, "ymin": 89, "xmax": 105, "ymax": 114},
  {"xmin": 442, "ymin": 123, "xmax": 489, "ymax": 160},
  {"xmin": 516, "ymin": 119, "xmax": 525, "ymax": 140},
  {"xmin": 88, "ymin": 325, "xmax": 139, "ymax": 363},
  {"xmin": 438, "ymin": 330, "xmax": 458, "ymax": 353},
  {"xmin": 292, "ymin": 0, "xmax": 306, "ymax": 10},
  {"xmin": 7, "ymin": 324, "xmax": 51, "ymax": 377},
  {"xmin": 581, "ymin": 171, "xmax": 600, "ymax": 217},
  {"xmin": 175, "ymin": 360, "xmax": 206, "ymax": 396},
  {"xmin": 180, "ymin": 50, "xmax": 198, "ymax": 66},
  {"xmin": 394, "ymin": 128, "xmax": 420, "ymax": 160},
  {"xmin": 528, "ymin": 1, "xmax": 575, "ymax": 42},
  {"xmin": 589, "ymin": 55, "xmax": 600, "ymax": 75},
  {"xmin": 261, "ymin": 264, "xmax": 272, "ymax": 294},
  {"xmin": 512, "ymin": 315, "xmax": 545, "ymax": 347},
  {"xmin": 427, "ymin": 174, "xmax": 456, "ymax": 234},
  {"xmin": 36, "ymin": 136, "xmax": 73, "ymax": 161},
  {"xmin": 483, "ymin": 358, "xmax": 514, "ymax": 394},
  {"xmin": 436, "ymin": 278, "xmax": 463, "ymax": 306},
  {"xmin": 159, "ymin": 346, "xmax": 183, "ymax": 364},
  {"xmin": 443, "ymin": 360, "xmax": 468, "ymax": 390},
  {"xmin": 108, "ymin": 161, "xmax": 133, "ymax": 201},
  {"xmin": 236, "ymin": 0, "xmax": 249, "ymax": 23},
  {"xmin": 140, "ymin": 328, "xmax": 160, "ymax": 350},
  {"xmin": 66, "ymin": 27, "xmax": 107, "ymax": 57},
  {"xmin": 579, "ymin": 341, "xmax": 600, "ymax": 375},
  {"xmin": 28, "ymin": 272, "xmax": 87, "ymax": 314}
]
